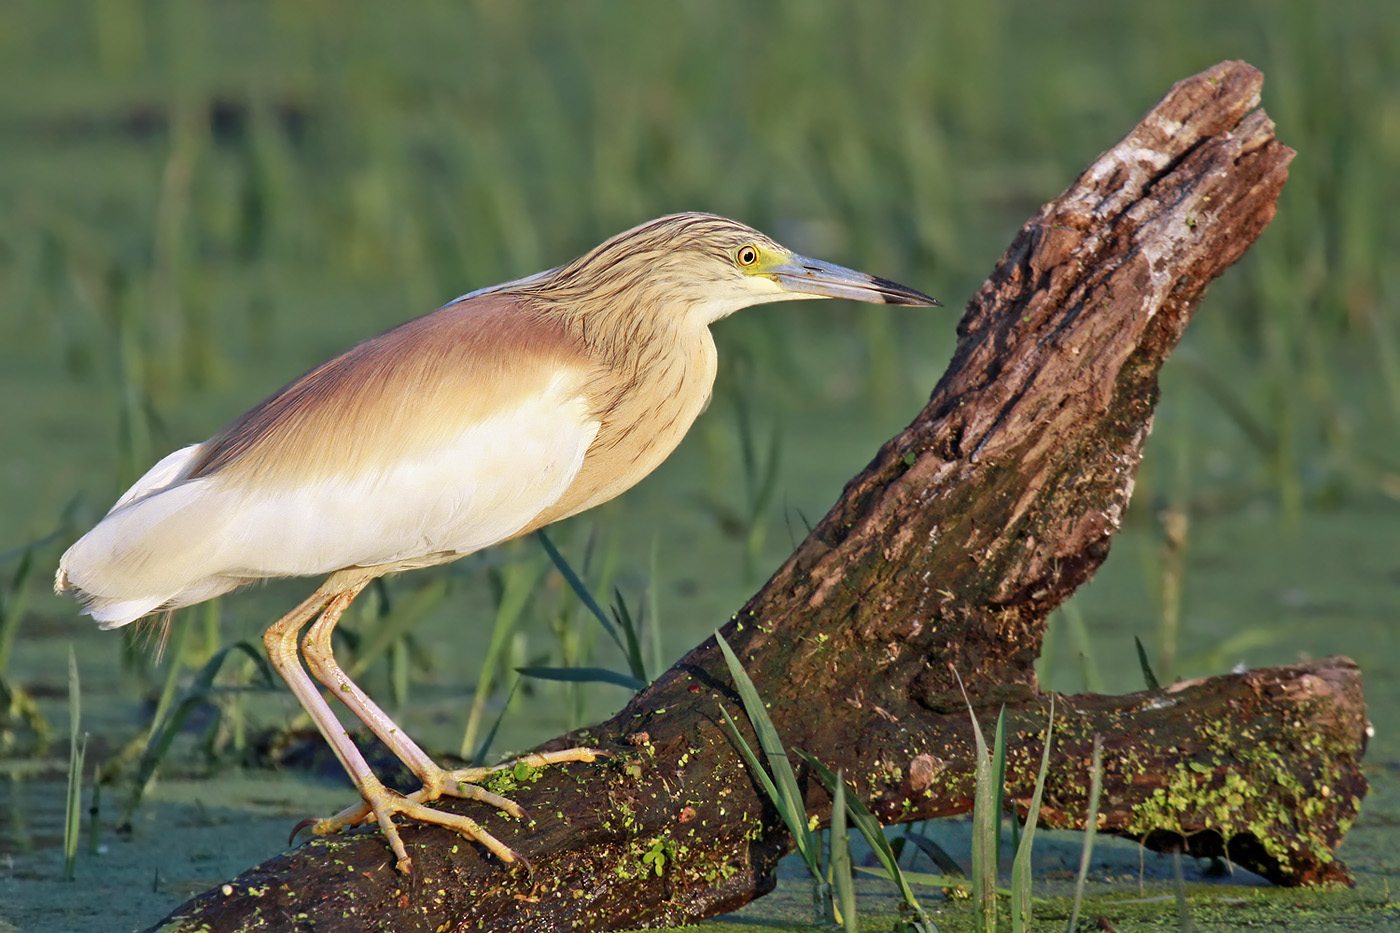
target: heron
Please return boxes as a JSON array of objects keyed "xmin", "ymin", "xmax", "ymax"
[{"xmin": 56, "ymin": 212, "xmax": 939, "ymax": 872}]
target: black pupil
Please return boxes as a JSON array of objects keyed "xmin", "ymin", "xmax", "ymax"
[{"xmin": 741, "ymin": 248, "xmax": 754, "ymax": 264}]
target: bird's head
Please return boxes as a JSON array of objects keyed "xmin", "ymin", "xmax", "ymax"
[{"xmin": 532, "ymin": 212, "xmax": 939, "ymax": 327}]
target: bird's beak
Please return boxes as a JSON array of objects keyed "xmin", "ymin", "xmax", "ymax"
[{"xmin": 767, "ymin": 254, "xmax": 940, "ymax": 306}]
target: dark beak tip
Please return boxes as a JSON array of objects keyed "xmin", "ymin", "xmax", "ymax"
[
  {"xmin": 889, "ymin": 293, "xmax": 941, "ymax": 307},
  {"xmin": 870, "ymin": 274, "xmax": 940, "ymax": 307}
]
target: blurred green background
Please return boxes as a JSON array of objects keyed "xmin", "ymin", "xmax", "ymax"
[{"xmin": 2, "ymin": 1, "xmax": 1398, "ymax": 930}]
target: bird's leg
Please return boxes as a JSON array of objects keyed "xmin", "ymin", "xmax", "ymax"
[
  {"xmin": 297, "ymin": 575, "xmax": 587, "ymax": 868},
  {"xmin": 298, "ymin": 578, "xmax": 459, "ymax": 785},
  {"xmin": 263, "ymin": 578, "xmax": 422, "ymax": 872},
  {"xmin": 301, "ymin": 593, "xmax": 603, "ymax": 805}
]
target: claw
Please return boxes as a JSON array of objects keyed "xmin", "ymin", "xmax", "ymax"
[{"xmin": 288, "ymin": 817, "xmax": 319, "ymax": 845}]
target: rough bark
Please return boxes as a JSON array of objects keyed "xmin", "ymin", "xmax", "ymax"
[{"xmin": 148, "ymin": 61, "xmax": 1368, "ymax": 933}]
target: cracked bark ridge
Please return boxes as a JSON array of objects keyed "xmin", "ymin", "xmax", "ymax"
[{"xmin": 149, "ymin": 61, "xmax": 1367, "ymax": 933}]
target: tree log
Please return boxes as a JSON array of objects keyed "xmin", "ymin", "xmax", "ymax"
[{"xmin": 148, "ymin": 61, "xmax": 1367, "ymax": 933}]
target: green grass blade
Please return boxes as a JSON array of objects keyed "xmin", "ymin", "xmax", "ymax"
[
  {"xmin": 64, "ymin": 645, "xmax": 84, "ymax": 881},
  {"xmin": 831, "ymin": 771, "xmax": 857, "ymax": 931},
  {"xmin": 1067, "ymin": 733, "xmax": 1105, "ymax": 933},
  {"xmin": 470, "ymin": 678, "xmax": 522, "ymax": 766},
  {"xmin": 1134, "ymin": 635, "xmax": 1161, "ymax": 690},
  {"xmin": 67, "ymin": 643, "xmax": 80, "ymax": 742},
  {"xmin": 146, "ymin": 616, "xmax": 189, "ymax": 734},
  {"xmin": 990, "ymin": 705, "xmax": 1008, "ymax": 872},
  {"xmin": 65, "ymin": 732, "xmax": 87, "ymax": 881},
  {"xmin": 715, "ymin": 632, "xmax": 820, "ymax": 878},
  {"xmin": 1010, "ymin": 789, "xmax": 1021, "ymax": 860},
  {"xmin": 390, "ymin": 634, "xmax": 410, "ymax": 709},
  {"xmin": 1063, "ymin": 604, "xmax": 1104, "ymax": 693},
  {"xmin": 1010, "ymin": 698, "xmax": 1056, "ymax": 931},
  {"xmin": 714, "ymin": 633, "xmax": 808, "ymax": 842},
  {"xmin": 609, "ymin": 587, "xmax": 648, "ymax": 684},
  {"xmin": 86, "ymin": 778, "xmax": 102, "ymax": 856},
  {"xmin": 538, "ymin": 530, "xmax": 626, "ymax": 654},
  {"xmin": 901, "ymin": 831, "xmax": 966, "ymax": 878},
  {"xmin": 515, "ymin": 665, "xmax": 646, "ymax": 690},
  {"xmin": 1173, "ymin": 849, "xmax": 1196, "ymax": 933},
  {"xmin": 956, "ymin": 672, "xmax": 996, "ymax": 933},
  {"xmin": 462, "ymin": 555, "xmax": 544, "ymax": 757},
  {"xmin": 718, "ymin": 703, "xmax": 785, "ymax": 819},
  {"xmin": 856, "ymin": 864, "xmax": 967, "ymax": 888},
  {"xmin": 718, "ymin": 700, "xmax": 822, "ymax": 884},
  {"xmin": 799, "ymin": 751, "xmax": 934, "ymax": 927}
]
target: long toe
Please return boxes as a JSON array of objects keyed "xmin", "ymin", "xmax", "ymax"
[
  {"xmin": 391, "ymin": 798, "xmax": 520, "ymax": 865},
  {"xmin": 438, "ymin": 777, "xmax": 526, "ymax": 817},
  {"xmin": 511, "ymin": 746, "xmax": 607, "ymax": 768},
  {"xmin": 311, "ymin": 799, "xmax": 377, "ymax": 836},
  {"xmin": 433, "ymin": 746, "xmax": 607, "ymax": 815},
  {"xmin": 442, "ymin": 745, "xmax": 606, "ymax": 784}
]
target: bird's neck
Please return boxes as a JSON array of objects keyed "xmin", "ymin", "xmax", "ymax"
[
  {"xmin": 581, "ymin": 306, "xmax": 717, "ymax": 432},
  {"xmin": 519, "ymin": 309, "xmax": 717, "ymax": 531}
]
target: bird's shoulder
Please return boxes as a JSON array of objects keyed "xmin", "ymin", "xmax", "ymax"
[{"xmin": 188, "ymin": 294, "xmax": 593, "ymax": 486}]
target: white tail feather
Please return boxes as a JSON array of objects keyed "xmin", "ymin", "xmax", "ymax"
[{"xmin": 57, "ymin": 478, "xmax": 239, "ymax": 626}]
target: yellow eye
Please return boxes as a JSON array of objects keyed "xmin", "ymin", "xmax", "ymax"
[{"xmin": 736, "ymin": 245, "xmax": 759, "ymax": 267}]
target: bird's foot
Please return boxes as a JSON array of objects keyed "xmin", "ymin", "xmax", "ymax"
[
  {"xmin": 310, "ymin": 785, "xmax": 518, "ymax": 874},
  {"xmin": 307, "ymin": 746, "xmax": 605, "ymax": 873}
]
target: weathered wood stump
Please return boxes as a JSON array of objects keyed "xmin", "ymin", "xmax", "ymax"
[{"xmin": 149, "ymin": 61, "xmax": 1368, "ymax": 933}]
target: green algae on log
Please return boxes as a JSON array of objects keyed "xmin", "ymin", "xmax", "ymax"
[{"xmin": 147, "ymin": 60, "xmax": 1368, "ymax": 933}]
